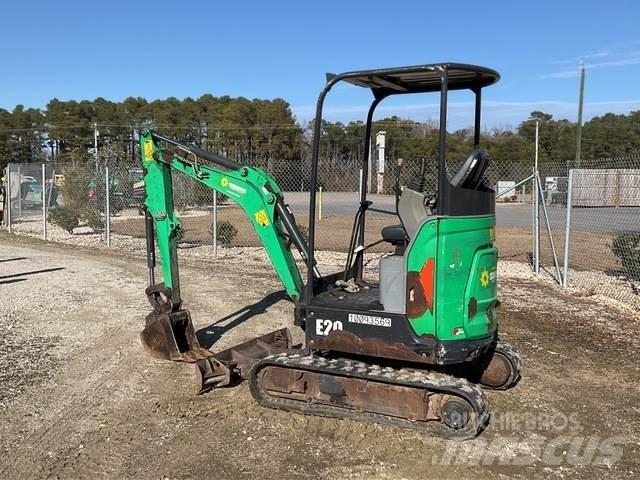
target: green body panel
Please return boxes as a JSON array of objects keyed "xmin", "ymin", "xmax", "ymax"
[
  {"xmin": 461, "ymin": 245, "xmax": 497, "ymax": 339},
  {"xmin": 139, "ymin": 130, "xmax": 304, "ymax": 301},
  {"xmin": 405, "ymin": 220, "xmax": 439, "ymax": 336},
  {"xmin": 406, "ymin": 215, "xmax": 497, "ymax": 342}
]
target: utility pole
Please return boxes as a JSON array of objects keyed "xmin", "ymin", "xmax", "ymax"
[{"xmin": 575, "ymin": 63, "xmax": 585, "ymax": 169}]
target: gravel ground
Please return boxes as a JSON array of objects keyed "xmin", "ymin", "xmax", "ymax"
[
  {"xmin": 0, "ymin": 231, "xmax": 638, "ymax": 479},
  {"xmin": 8, "ymin": 216, "xmax": 640, "ymax": 310},
  {"xmin": 0, "ymin": 311, "xmax": 61, "ymax": 411}
]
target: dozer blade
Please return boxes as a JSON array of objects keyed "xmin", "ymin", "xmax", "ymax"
[
  {"xmin": 195, "ymin": 328, "xmax": 295, "ymax": 393},
  {"xmin": 140, "ymin": 309, "xmax": 213, "ymax": 363}
]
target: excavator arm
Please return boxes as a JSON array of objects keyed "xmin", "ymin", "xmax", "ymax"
[
  {"xmin": 138, "ymin": 129, "xmax": 313, "ymax": 362},
  {"xmin": 140, "ymin": 129, "xmax": 308, "ymax": 300}
]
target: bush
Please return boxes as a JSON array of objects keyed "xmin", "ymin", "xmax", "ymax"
[
  {"xmin": 60, "ymin": 166, "xmax": 92, "ymax": 211},
  {"xmin": 49, "ymin": 165, "xmax": 95, "ymax": 234},
  {"xmin": 92, "ymin": 180, "xmax": 125, "ymax": 215},
  {"xmin": 84, "ymin": 208, "xmax": 104, "ymax": 232},
  {"xmin": 611, "ymin": 233, "xmax": 640, "ymax": 278},
  {"xmin": 209, "ymin": 220, "xmax": 238, "ymax": 247},
  {"xmin": 49, "ymin": 207, "xmax": 80, "ymax": 233},
  {"xmin": 53, "ymin": 165, "xmax": 128, "ymax": 233}
]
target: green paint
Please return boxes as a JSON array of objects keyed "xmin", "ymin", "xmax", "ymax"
[
  {"xmin": 139, "ymin": 130, "xmax": 303, "ymax": 301},
  {"xmin": 406, "ymin": 216, "xmax": 497, "ymax": 341},
  {"xmin": 405, "ymin": 219, "xmax": 439, "ymax": 335}
]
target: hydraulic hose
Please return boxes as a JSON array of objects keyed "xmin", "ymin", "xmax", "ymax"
[{"xmin": 150, "ymin": 132, "xmax": 242, "ymax": 171}]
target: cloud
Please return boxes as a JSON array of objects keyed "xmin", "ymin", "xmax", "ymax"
[
  {"xmin": 539, "ymin": 70, "xmax": 581, "ymax": 79},
  {"xmin": 552, "ymin": 51, "xmax": 611, "ymax": 65},
  {"xmin": 541, "ymin": 56, "xmax": 640, "ymax": 79},
  {"xmin": 590, "ymin": 57, "xmax": 640, "ymax": 68},
  {"xmin": 541, "ymin": 45, "xmax": 640, "ymax": 79}
]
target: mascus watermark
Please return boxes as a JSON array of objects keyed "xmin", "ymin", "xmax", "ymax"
[
  {"xmin": 432, "ymin": 435, "xmax": 626, "ymax": 466},
  {"xmin": 489, "ymin": 411, "xmax": 583, "ymax": 433},
  {"xmin": 432, "ymin": 410, "xmax": 626, "ymax": 466}
]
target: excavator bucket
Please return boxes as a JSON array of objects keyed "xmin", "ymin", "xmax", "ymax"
[
  {"xmin": 140, "ymin": 308, "xmax": 213, "ymax": 363},
  {"xmin": 195, "ymin": 328, "xmax": 295, "ymax": 393}
]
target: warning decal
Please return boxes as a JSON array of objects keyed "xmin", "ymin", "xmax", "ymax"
[
  {"xmin": 255, "ymin": 209, "xmax": 270, "ymax": 227},
  {"xmin": 144, "ymin": 140, "xmax": 154, "ymax": 162}
]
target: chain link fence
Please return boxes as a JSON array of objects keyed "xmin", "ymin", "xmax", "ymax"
[
  {"xmin": 2, "ymin": 136, "xmax": 638, "ymax": 308},
  {"xmin": 4, "ymin": 162, "xmax": 56, "ymax": 239},
  {"xmin": 563, "ymin": 157, "xmax": 640, "ymax": 304}
]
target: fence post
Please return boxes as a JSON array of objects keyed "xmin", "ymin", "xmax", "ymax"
[
  {"xmin": 536, "ymin": 172, "xmax": 563, "ymax": 283},
  {"xmin": 562, "ymin": 169, "xmax": 574, "ymax": 288},
  {"xmin": 105, "ymin": 167, "xmax": 111, "ymax": 247},
  {"xmin": 42, "ymin": 163, "xmax": 47, "ymax": 240},
  {"xmin": 6, "ymin": 165, "xmax": 11, "ymax": 233},
  {"xmin": 533, "ymin": 167, "xmax": 540, "ymax": 274},
  {"xmin": 533, "ymin": 120, "xmax": 540, "ymax": 274},
  {"xmin": 45, "ymin": 169, "xmax": 56, "ymax": 240},
  {"xmin": 212, "ymin": 190, "xmax": 218, "ymax": 256},
  {"xmin": 17, "ymin": 165, "xmax": 22, "ymax": 219}
]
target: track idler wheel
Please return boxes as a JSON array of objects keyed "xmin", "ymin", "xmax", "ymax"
[
  {"xmin": 441, "ymin": 398, "xmax": 471, "ymax": 430},
  {"xmin": 478, "ymin": 341, "xmax": 522, "ymax": 390}
]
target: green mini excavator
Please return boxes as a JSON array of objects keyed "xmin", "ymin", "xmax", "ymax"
[{"xmin": 139, "ymin": 63, "xmax": 521, "ymax": 439}]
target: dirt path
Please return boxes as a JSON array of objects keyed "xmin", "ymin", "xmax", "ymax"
[{"xmin": 0, "ymin": 233, "xmax": 638, "ymax": 479}]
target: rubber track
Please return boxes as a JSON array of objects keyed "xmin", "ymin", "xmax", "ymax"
[
  {"xmin": 491, "ymin": 341, "xmax": 522, "ymax": 391},
  {"xmin": 249, "ymin": 352, "xmax": 490, "ymax": 440}
]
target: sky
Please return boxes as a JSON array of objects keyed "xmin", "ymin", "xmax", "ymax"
[{"xmin": 2, "ymin": 0, "xmax": 640, "ymax": 130}]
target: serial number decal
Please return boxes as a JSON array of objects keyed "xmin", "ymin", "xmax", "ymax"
[{"xmin": 348, "ymin": 313, "xmax": 392, "ymax": 328}]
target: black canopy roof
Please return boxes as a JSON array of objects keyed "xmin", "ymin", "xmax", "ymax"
[{"xmin": 328, "ymin": 63, "xmax": 499, "ymax": 97}]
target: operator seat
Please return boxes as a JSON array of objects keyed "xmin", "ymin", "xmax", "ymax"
[
  {"xmin": 381, "ymin": 224, "xmax": 407, "ymax": 254},
  {"xmin": 380, "ymin": 149, "xmax": 491, "ymax": 254}
]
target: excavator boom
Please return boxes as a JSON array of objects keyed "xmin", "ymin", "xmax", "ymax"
[{"xmin": 138, "ymin": 129, "xmax": 309, "ymax": 362}]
